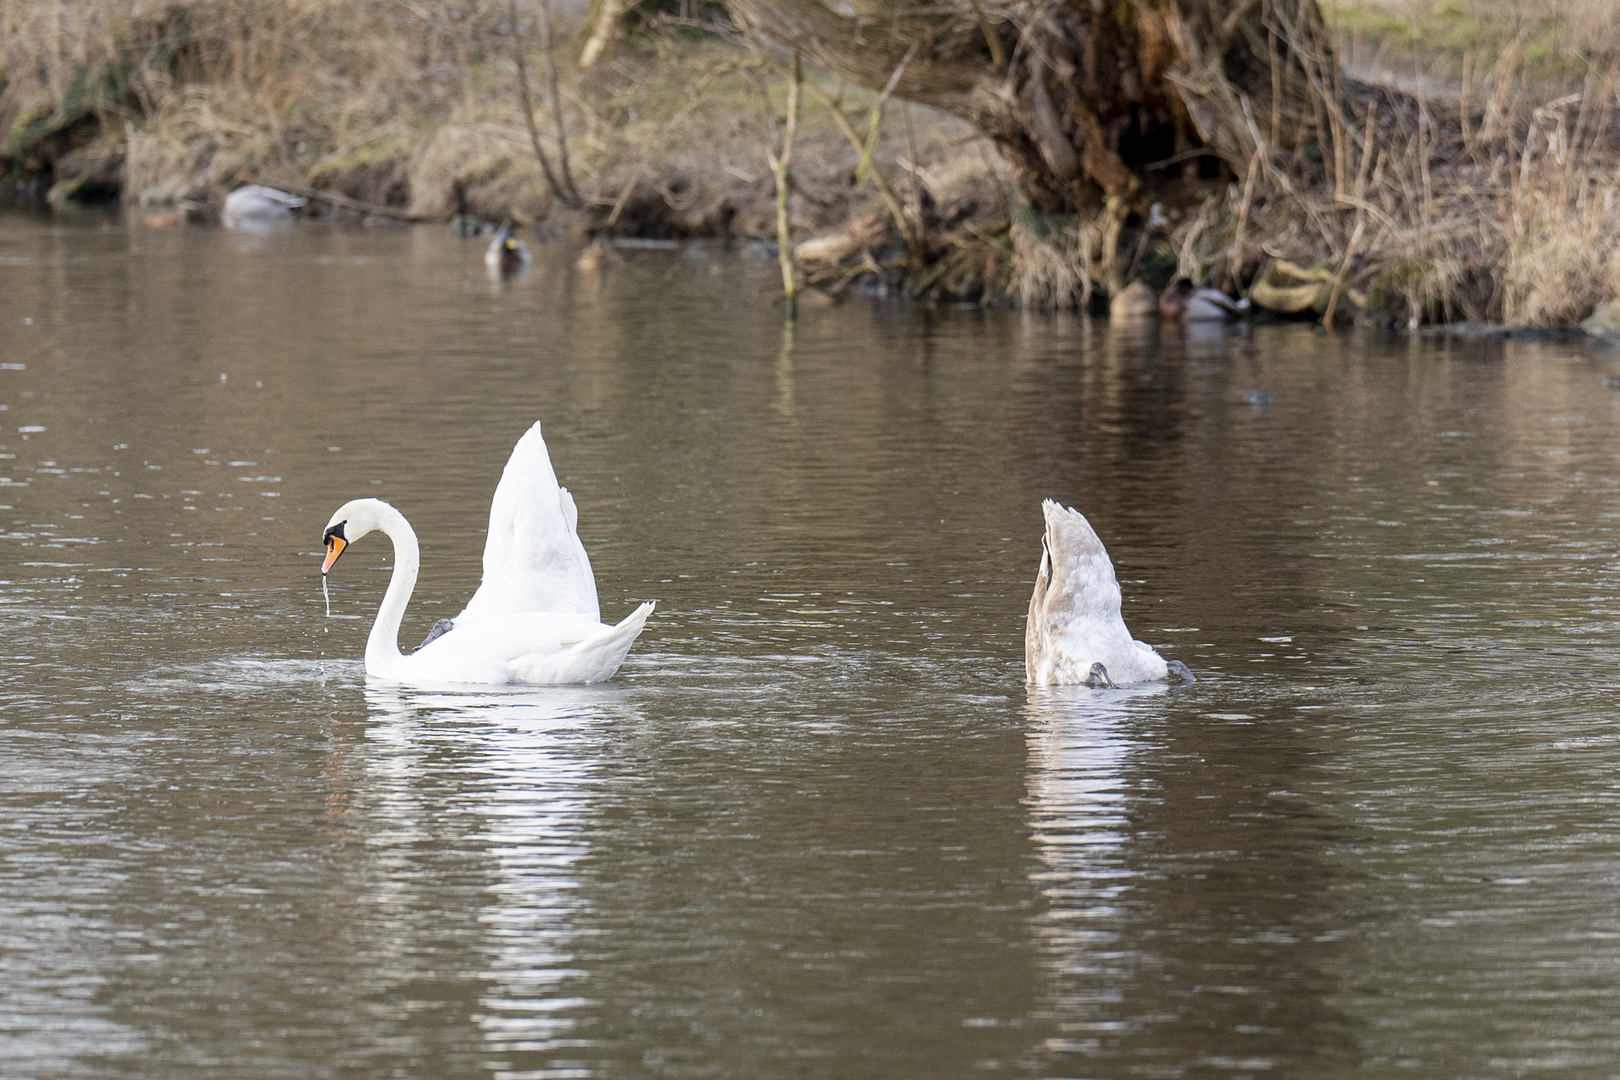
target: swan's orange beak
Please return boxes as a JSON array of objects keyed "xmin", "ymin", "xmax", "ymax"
[{"xmin": 322, "ymin": 535, "xmax": 347, "ymax": 575}]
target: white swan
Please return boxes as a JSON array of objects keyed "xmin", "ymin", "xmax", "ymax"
[
  {"xmin": 1026, "ymin": 500, "xmax": 1192, "ymax": 687},
  {"xmin": 321, "ymin": 423, "xmax": 654, "ymax": 686}
]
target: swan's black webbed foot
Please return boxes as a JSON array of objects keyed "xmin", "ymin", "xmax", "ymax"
[
  {"xmin": 1166, "ymin": 660, "xmax": 1196, "ymax": 683},
  {"xmin": 415, "ymin": 618, "xmax": 454, "ymax": 653},
  {"xmin": 1084, "ymin": 662, "xmax": 1115, "ymax": 689}
]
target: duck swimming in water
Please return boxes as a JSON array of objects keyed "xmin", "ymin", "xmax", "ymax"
[
  {"xmin": 1159, "ymin": 279, "xmax": 1250, "ymax": 322},
  {"xmin": 1026, "ymin": 500, "xmax": 1194, "ymax": 688},
  {"xmin": 485, "ymin": 224, "xmax": 531, "ymax": 275},
  {"xmin": 576, "ymin": 236, "xmax": 621, "ymax": 272}
]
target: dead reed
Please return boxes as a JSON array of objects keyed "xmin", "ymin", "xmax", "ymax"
[
  {"xmin": 1005, "ymin": 2, "xmax": 1620, "ymax": 326},
  {"xmin": 2, "ymin": 0, "xmax": 509, "ymax": 207}
]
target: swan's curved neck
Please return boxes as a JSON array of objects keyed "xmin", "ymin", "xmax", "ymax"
[{"xmin": 366, "ymin": 505, "xmax": 420, "ymax": 674}]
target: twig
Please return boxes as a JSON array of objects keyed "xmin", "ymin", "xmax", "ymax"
[
  {"xmin": 1226, "ymin": 144, "xmax": 1262, "ymax": 292},
  {"xmin": 1353, "ymin": 102, "xmax": 1378, "ymax": 195},
  {"xmin": 1591, "ymin": 67, "xmax": 1617, "ymax": 161},
  {"xmin": 578, "ymin": 0, "xmax": 631, "ymax": 69},
  {"xmin": 1240, "ymin": 96, "xmax": 1337, "ymax": 250},
  {"xmin": 538, "ymin": 0, "xmax": 583, "ymax": 206},
  {"xmin": 1321, "ymin": 214, "xmax": 1366, "ymax": 327},
  {"xmin": 765, "ymin": 51, "xmax": 802, "ymax": 319},
  {"xmin": 1568, "ymin": 72, "xmax": 1596, "ymax": 174},
  {"xmin": 901, "ymin": 100, "xmax": 924, "ymax": 245},
  {"xmin": 1459, "ymin": 51, "xmax": 1473, "ymax": 147},
  {"xmin": 604, "ymin": 166, "xmax": 644, "ymax": 225},
  {"xmin": 1218, "ymin": 0, "xmax": 1263, "ymax": 47},
  {"xmin": 1418, "ymin": 106, "xmax": 1433, "ymax": 236},
  {"xmin": 1324, "ymin": 103, "xmax": 1378, "ymax": 327},
  {"xmin": 858, "ymin": 44, "xmax": 918, "ymax": 183},
  {"xmin": 797, "ymin": 74, "xmax": 920, "ymax": 253},
  {"xmin": 1267, "ymin": 28, "xmax": 1282, "ymax": 151},
  {"xmin": 509, "ymin": 0, "xmax": 581, "ymax": 208},
  {"xmin": 1144, "ymin": 147, "xmax": 1223, "ymax": 170},
  {"xmin": 968, "ymin": 0, "xmax": 1005, "ymax": 69},
  {"xmin": 606, "ymin": 56, "xmax": 758, "ymax": 226},
  {"xmin": 1122, "ymin": 212, "xmax": 1152, "ymax": 285}
]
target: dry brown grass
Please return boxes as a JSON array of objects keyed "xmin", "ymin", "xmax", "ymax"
[
  {"xmin": 1333, "ymin": 1, "xmax": 1620, "ymax": 326},
  {"xmin": 999, "ymin": 1, "xmax": 1620, "ymax": 324},
  {"xmin": 15, "ymin": 0, "xmax": 1620, "ymax": 323},
  {"xmin": 0, "ymin": 0, "xmax": 997, "ymax": 252},
  {"xmin": 1327, "ymin": 61, "xmax": 1620, "ymax": 326},
  {"xmin": 2, "ymin": 0, "xmax": 502, "ymax": 206},
  {"xmin": 1496, "ymin": 161, "xmax": 1620, "ymax": 326}
]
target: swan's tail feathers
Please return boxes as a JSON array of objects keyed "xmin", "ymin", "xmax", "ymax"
[
  {"xmin": 510, "ymin": 601, "xmax": 655, "ymax": 685},
  {"xmin": 597, "ymin": 600, "xmax": 655, "ymax": 645}
]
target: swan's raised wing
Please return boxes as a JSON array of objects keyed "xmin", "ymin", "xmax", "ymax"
[{"xmin": 457, "ymin": 422, "xmax": 601, "ymax": 621}]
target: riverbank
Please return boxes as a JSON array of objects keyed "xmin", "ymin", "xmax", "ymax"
[{"xmin": 3, "ymin": 0, "xmax": 1619, "ymax": 331}]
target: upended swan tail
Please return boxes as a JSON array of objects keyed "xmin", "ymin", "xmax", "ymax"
[{"xmin": 510, "ymin": 601, "xmax": 656, "ymax": 684}]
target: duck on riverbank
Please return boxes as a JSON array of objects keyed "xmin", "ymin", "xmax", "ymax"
[
  {"xmin": 222, "ymin": 184, "xmax": 305, "ymax": 229},
  {"xmin": 1159, "ymin": 280, "xmax": 1250, "ymax": 322}
]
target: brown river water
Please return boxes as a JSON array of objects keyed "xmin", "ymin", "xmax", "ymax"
[{"xmin": 3, "ymin": 214, "xmax": 1620, "ymax": 1078}]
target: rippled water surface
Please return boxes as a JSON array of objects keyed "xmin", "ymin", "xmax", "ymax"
[{"xmin": 5, "ymin": 216, "xmax": 1620, "ymax": 1078}]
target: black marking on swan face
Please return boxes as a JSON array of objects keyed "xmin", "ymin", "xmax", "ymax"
[
  {"xmin": 323, "ymin": 520, "xmax": 347, "ymax": 544},
  {"xmin": 415, "ymin": 618, "xmax": 454, "ymax": 653}
]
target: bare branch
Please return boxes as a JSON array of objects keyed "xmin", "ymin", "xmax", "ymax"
[{"xmin": 509, "ymin": 0, "xmax": 581, "ymax": 209}]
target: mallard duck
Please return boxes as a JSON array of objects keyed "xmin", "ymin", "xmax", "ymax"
[
  {"xmin": 485, "ymin": 224, "xmax": 531, "ymax": 275},
  {"xmin": 1159, "ymin": 279, "xmax": 1250, "ymax": 322},
  {"xmin": 1110, "ymin": 280, "xmax": 1159, "ymax": 320},
  {"xmin": 575, "ymin": 236, "xmax": 621, "ymax": 272}
]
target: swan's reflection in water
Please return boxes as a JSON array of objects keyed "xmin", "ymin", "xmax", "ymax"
[
  {"xmin": 1025, "ymin": 685, "xmax": 1360, "ymax": 1073},
  {"xmin": 362, "ymin": 684, "xmax": 641, "ymax": 1076},
  {"xmin": 1024, "ymin": 684, "xmax": 1162, "ymax": 1058}
]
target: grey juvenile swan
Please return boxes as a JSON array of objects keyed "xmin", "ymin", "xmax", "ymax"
[{"xmin": 1026, "ymin": 500, "xmax": 1193, "ymax": 688}]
